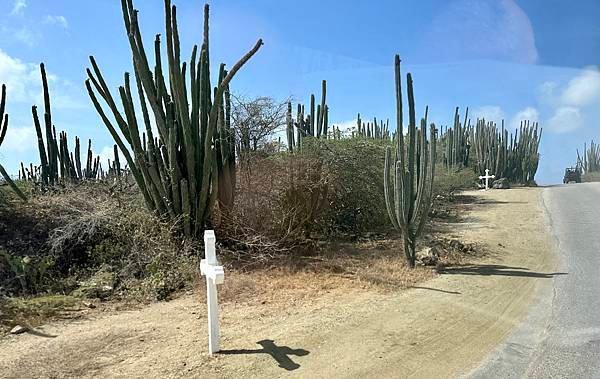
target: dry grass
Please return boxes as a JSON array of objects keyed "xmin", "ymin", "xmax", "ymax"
[
  {"xmin": 198, "ymin": 237, "xmax": 481, "ymax": 309},
  {"xmin": 198, "ymin": 193, "xmax": 485, "ymax": 309},
  {"xmin": 0, "ymin": 295, "xmax": 87, "ymax": 333}
]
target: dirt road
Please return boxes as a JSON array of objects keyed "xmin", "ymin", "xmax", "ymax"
[
  {"xmin": 471, "ymin": 182, "xmax": 600, "ymax": 378},
  {"xmin": 0, "ymin": 188, "xmax": 557, "ymax": 378}
]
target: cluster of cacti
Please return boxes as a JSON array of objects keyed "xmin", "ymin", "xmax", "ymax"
[
  {"xmin": 440, "ymin": 107, "xmax": 470, "ymax": 170},
  {"xmin": 329, "ymin": 125, "xmax": 343, "ymax": 140},
  {"xmin": 355, "ymin": 114, "xmax": 391, "ymax": 140},
  {"xmin": 106, "ymin": 145, "xmax": 123, "ymax": 178},
  {"xmin": 286, "ymin": 80, "xmax": 328, "ymax": 152},
  {"xmin": 384, "ymin": 56, "xmax": 437, "ymax": 268},
  {"xmin": 86, "ymin": 0, "xmax": 261, "ymax": 236},
  {"xmin": 0, "ymin": 84, "xmax": 27, "ymax": 201},
  {"xmin": 27, "ymin": 63, "xmax": 103, "ymax": 187},
  {"xmin": 577, "ymin": 140, "xmax": 600, "ymax": 173},
  {"xmin": 470, "ymin": 119, "xmax": 542, "ymax": 184}
]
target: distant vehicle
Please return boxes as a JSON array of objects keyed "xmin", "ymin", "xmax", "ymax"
[{"xmin": 563, "ymin": 167, "xmax": 581, "ymax": 184}]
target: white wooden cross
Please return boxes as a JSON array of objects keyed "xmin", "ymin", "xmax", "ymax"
[
  {"xmin": 200, "ymin": 230, "xmax": 224, "ymax": 355},
  {"xmin": 479, "ymin": 168, "xmax": 496, "ymax": 190}
]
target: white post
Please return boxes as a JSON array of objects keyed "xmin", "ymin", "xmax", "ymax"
[
  {"xmin": 479, "ymin": 168, "xmax": 495, "ymax": 190},
  {"xmin": 200, "ymin": 230, "xmax": 224, "ymax": 355}
]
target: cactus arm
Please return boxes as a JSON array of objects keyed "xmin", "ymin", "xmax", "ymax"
[
  {"xmin": 31, "ymin": 106, "xmax": 49, "ymax": 186},
  {"xmin": 85, "ymin": 79, "xmax": 155, "ymax": 210},
  {"xmin": 197, "ymin": 38, "xmax": 263, "ymax": 226},
  {"xmin": 383, "ymin": 147, "xmax": 400, "ymax": 230},
  {"xmin": 0, "ymin": 164, "xmax": 26, "ymax": 201}
]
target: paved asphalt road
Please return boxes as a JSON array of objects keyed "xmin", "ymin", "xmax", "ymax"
[{"xmin": 470, "ymin": 182, "xmax": 600, "ymax": 378}]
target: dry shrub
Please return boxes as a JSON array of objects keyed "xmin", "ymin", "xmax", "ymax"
[
  {"xmin": 217, "ymin": 149, "xmax": 328, "ymax": 265},
  {"xmin": 0, "ymin": 181, "xmax": 198, "ymax": 300},
  {"xmin": 221, "ymin": 137, "xmax": 395, "ymax": 264}
]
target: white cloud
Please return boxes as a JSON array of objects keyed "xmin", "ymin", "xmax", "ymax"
[
  {"xmin": 0, "ymin": 49, "xmax": 39, "ymax": 102},
  {"xmin": 10, "ymin": 0, "xmax": 26, "ymax": 16},
  {"xmin": 0, "ymin": 48, "xmax": 85, "ymax": 109},
  {"xmin": 0, "ymin": 125, "xmax": 36, "ymax": 153},
  {"xmin": 538, "ymin": 67, "xmax": 600, "ymax": 134},
  {"xmin": 561, "ymin": 66, "xmax": 600, "ymax": 107},
  {"xmin": 511, "ymin": 106, "xmax": 539, "ymax": 127},
  {"xmin": 546, "ymin": 107, "xmax": 582, "ymax": 134},
  {"xmin": 98, "ymin": 145, "xmax": 115, "ymax": 167},
  {"xmin": 470, "ymin": 105, "xmax": 504, "ymax": 122},
  {"xmin": 329, "ymin": 119, "xmax": 358, "ymax": 137},
  {"xmin": 334, "ymin": 119, "xmax": 359, "ymax": 131},
  {"xmin": 44, "ymin": 15, "xmax": 69, "ymax": 29}
]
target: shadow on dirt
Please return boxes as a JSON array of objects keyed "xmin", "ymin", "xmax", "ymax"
[
  {"xmin": 440, "ymin": 264, "xmax": 567, "ymax": 278},
  {"xmin": 219, "ymin": 339, "xmax": 309, "ymax": 371}
]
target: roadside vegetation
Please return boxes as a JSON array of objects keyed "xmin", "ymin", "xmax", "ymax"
[
  {"xmin": 576, "ymin": 140, "xmax": 600, "ymax": 182},
  {"xmin": 1, "ymin": 0, "xmax": 543, "ymax": 332}
]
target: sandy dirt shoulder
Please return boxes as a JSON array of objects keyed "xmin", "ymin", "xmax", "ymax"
[{"xmin": 0, "ymin": 188, "xmax": 556, "ymax": 378}]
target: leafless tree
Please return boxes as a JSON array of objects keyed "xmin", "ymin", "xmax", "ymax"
[{"xmin": 230, "ymin": 94, "xmax": 289, "ymax": 161}]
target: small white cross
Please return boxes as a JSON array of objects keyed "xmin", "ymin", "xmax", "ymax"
[
  {"xmin": 479, "ymin": 169, "xmax": 496, "ymax": 190},
  {"xmin": 200, "ymin": 230, "xmax": 224, "ymax": 355}
]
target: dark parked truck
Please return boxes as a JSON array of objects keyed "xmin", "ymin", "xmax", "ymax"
[{"xmin": 563, "ymin": 167, "xmax": 582, "ymax": 184}]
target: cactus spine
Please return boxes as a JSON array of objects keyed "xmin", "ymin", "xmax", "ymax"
[
  {"xmin": 86, "ymin": 0, "xmax": 262, "ymax": 236},
  {"xmin": 384, "ymin": 55, "xmax": 436, "ymax": 268}
]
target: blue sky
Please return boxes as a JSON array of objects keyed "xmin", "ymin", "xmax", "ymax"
[{"xmin": 0, "ymin": 0, "xmax": 599, "ymax": 184}]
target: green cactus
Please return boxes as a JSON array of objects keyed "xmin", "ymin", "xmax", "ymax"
[
  {"xmin": 468, "ymin": 118, "xmax": 541, "ymax": 184},
  {"xmin": 384, "ymin": 55, "xmax": 437, "ymax": 268},
  {"xmin": 578, "ymin": 140, "xmax": 600, "ymax": 173},
  {"xmin": 30, "ymin": 63, "xmax": 101, "ymax": 186},
  {"xmin": 355, "ymin": 114, "xmax": 391, "ymax": 140},
  {"xmin": 440, "ymin": 106, "xmax": 470, "ymax": 171},
  {"xmin": 86, "ymin": 0, "xmax": 262, "ymax": 236},
  {"xmin": 0, "ymin": 84, "xmax": 27, "ymax": 201},
  {"xmin": 286, "ymin": 80, "xmax": 328, "ymax": 151}
]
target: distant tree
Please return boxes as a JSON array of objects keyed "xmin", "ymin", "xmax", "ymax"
[{"xmin": 231, "ymin": 95, "xmax": 289, "ymax": 161}]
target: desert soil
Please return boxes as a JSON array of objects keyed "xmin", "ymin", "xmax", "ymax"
[{"xmin": 0, "ymin": 188, "xmax": 556, "ymax": 378}]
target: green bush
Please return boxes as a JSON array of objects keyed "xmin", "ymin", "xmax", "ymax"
[
  {"xmin": 307, "ymin": 138, "xmax": 393, "ymax": 237},
  {"xmin": 433, "ymin": 164, "xmax": 479, "ymax": 195}
]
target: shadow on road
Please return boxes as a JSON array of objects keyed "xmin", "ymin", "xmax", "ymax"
[
  {"xmin": 440, "ymin": 264, "xmax": 567, "ymax": 278},
  {"xmin": 219, "ymin": 339, "xmax": 309, "ymax": 371}
]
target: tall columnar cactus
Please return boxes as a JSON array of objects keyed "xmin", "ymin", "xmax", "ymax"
[
  {"xmin": 31, "ymin": 63, "xmax": 101, "ymax": 186},
  {"xmin": 286, "ymin": 80, "xmax": 328, "ymax": 152},
  {"xmin": 441, "ymin": 107, "xmax": 470, "ymax": 170},
  {"xmin": 384, "ymin": 56, "xmax": 437, "ymax": 268},
  {"xmin": 577, "ymin": 140, "xmax": 599, "ymax": 174},
  {"xmin": 86, "ymin": 0, "xmax": 262, "ymax": 236},
  {"xmin": 0, "ymin": 84, "xmax": 27, "ymax": 201},
  {"xmin": 107, "ymin": 144, "xmax": 123, "ymax": 178},
  {"xmin": 469, "ymin": 118, "xmax": 541, "ymax": 184},
  {"xmin": 356, "ymin": 114, "xmax": 391, "ymax": 140}
]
